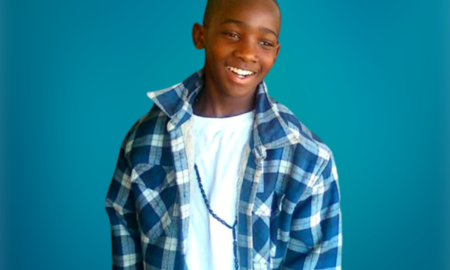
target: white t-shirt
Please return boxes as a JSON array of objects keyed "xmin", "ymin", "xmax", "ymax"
[{"xmin": 186, "ymin": 111, "xmax": 254, "ymax": 270}]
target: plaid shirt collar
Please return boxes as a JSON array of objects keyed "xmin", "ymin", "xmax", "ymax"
[{"xmin": 147, "ymin": 70, "xmax": 300, "ymax": 158}]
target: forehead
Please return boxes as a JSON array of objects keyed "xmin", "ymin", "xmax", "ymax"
[{"xmin": 212, "ymin": 0, "xmax": 281, "ymax": 34}]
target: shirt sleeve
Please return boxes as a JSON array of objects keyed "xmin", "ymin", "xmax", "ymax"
[
  {"xmin": 105, "ymin": 137, "xmax": 144, "ymax": 270},
  {"xmin": 283, "ymin": 153, "xmax": 342, "ymax": 270}
]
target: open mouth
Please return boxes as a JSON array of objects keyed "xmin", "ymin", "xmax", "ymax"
[{"xmin": 226, "ymin": 66, "xmax": 256, "ymax": 79}]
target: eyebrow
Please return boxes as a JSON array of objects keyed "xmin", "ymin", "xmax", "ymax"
[{"xmin": 221, "ymin": 19, "xmax": 279, "ymax": 38}]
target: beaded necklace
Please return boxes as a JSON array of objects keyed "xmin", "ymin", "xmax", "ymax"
[{"xmin": 194, "ymin": 164, "xmax": 239, "ymax": 270}]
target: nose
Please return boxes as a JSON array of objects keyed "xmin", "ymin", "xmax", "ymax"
[{"xmin": 234, "ymin": 38, "xmax": 258, "ymax": 63}]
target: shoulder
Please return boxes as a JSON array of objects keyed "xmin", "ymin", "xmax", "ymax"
[
  {"xmin": 269, "ymin": 99, "xmax": 338, "ymax": 202},
  {"xmin": 271, "ymin": 98, "xmax": 330, "ymax": 147},
  {"xmin": 271, "ymin": 97, "xmax": 334, "ymax": 168},
  {"xmin": 121, "ymin": 105, "xmax": 172, "ymax": 165}
]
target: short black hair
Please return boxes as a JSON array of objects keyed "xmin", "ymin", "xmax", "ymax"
[{"xmin": 202, "ymin": 0, "xmax": 281, "ymax": 28}]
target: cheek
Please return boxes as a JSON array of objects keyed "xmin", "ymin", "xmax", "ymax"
[
  {"xmin": 259, "ymin": 49, "xmax": 277, "ymax": 64},
  {"xmin": 261, "ymin": 59, "xmax": 276, "ymax": 72},
  {"xmin": 210, "ymin": 40, "xmax": 233, "ymax": 57},
  {"xmin": 205, "ymin": 48, "xmax": 221, "ymax": 66},
  {"xmin": 211, "ymin": 47, "xmax": 227, "ymax": 61}
]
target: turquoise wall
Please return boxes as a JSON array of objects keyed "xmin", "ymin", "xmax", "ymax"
[{"xmin": 2, "ymin": 0, "xmax": 449, "ymax": 269}]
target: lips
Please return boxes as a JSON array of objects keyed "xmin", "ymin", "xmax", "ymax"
[{"xmin": 225, "ymin": 66, "xmax": 257, "ymax": 79}]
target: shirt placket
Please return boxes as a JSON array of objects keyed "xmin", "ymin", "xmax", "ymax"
[
  {"xmin": 167, "ymin": 117, "xmax": 195, "ymax": 270},
  {"xmin": 236, "ymin": 145, "xmax": 267, "ymax": 270}
]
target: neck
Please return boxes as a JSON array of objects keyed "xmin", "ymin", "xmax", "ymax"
[{"xmin": 193, "ymin": 88, "xmax": 255, "ymax": 118}]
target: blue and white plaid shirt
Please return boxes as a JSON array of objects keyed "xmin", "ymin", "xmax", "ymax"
[{"xmin": 105, "ymin": 70, "xmax": 342, "ymax": 270}]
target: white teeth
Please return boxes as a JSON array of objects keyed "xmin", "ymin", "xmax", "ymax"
[{"xmin": 227, "ymin": 66, "xmax": 255, "ymax": 76}]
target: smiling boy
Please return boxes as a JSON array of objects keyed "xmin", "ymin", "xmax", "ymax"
[{"xmin": 105, "ymin": 0, "xmax": 342, "ymax": 269}]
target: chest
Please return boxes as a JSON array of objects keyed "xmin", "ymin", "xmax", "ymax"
[{"xmin": 129, "ymin": 120, "xmax": 302, "ymax": 270}]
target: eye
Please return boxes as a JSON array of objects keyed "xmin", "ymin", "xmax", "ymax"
[
  {"xmin": 223, "ymin": 32, "xmax": 239, "ymax": 39},
  {"xmin": 259, "ymin": 40, "xmax": 275, "ymax": 48}
]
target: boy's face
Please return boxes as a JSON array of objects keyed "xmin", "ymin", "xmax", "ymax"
[{"xmin": 193, "ymin": 0, "xmax": 281, "ymax": 100}]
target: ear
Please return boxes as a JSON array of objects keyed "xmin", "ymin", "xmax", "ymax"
[{"xmin": 192, "ymin": 23, "xmax": 205, "ymax": 49}]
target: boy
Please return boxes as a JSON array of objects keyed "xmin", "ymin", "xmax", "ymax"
[{"xmin": 105, "ymin": 0, "xmax": 342, "ymax": 269}]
